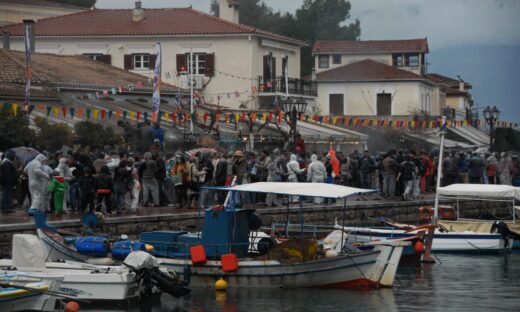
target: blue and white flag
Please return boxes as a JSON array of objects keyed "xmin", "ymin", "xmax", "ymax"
[
  {"xmin": 439, "ymin": 116, "xmax": 447, "ymax": 130},
  {"xmin": 151, "ymin": 42, "xmax": 162, "ymax": 123}
]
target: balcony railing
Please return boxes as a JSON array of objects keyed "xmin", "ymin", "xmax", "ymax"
[{"xmin": 257, "ymin": 76, "xmax": 317, "ymax": 97}]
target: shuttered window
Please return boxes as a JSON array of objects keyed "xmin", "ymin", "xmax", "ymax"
[{"xmin": 176, "ymin": 53, "xmax": 214, "ymax": 76}]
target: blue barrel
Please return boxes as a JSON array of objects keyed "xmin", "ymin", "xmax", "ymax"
[
  {"xmin": 75, "ymin": 237, "xmax": 110, "ymax": 257},
  {"xmin": 111, "ymin": 240, "xmax": 147, "ymax": 260}
]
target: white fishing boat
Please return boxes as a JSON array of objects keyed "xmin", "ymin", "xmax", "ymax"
[
  {"xmin": 152, "ymin": 182, "xmax": 408, "ymax": 288},
  {"xmin": 0, "ymin": 272, "xmax": 64, "ymax": 312},
  {"xmin": 336, "ymin": 118, "xmax": 515, "ymax": 253},
  {"xmin": 0, "ymin": 234, "xmax": 189, "ymax": 302}
]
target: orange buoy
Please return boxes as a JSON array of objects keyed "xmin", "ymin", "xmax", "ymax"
[
  {"xmin": 64, "ymin": 301, "xmax": 80, "ymax": 312},
  {"xmin": 414, "ymin": 241, "xmax": 425, "ymax": 254}
]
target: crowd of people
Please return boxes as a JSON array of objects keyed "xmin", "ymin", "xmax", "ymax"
[{"xmin": 1, "ymin": 145, "xmax": 520, "ymax": 215}]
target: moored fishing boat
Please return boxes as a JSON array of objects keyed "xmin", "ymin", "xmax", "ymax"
[{"xmin": 143, "ymin": 182, "xmax": 408, "ymax": 288}]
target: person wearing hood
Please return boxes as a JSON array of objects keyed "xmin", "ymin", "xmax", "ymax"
[
  {"xmin": 266, "ymin": 148, "xmax": 284, "ymax": 207},
  {"xmin": 24, "ymin": 154, "xmax": 56, "ymax": 231},
  {"xmin": 287, "ymin": 153, "xmax": 306, "ymax": 202},
  {"xmin": 307, "ymin": 154, "xmax": 326, "ymax": 203},
  {"xmin": 1, "ymin": 150, "xmax": 18, "ymax": 213},
  {"xmin": 48, "ymin": 169, "xmax": 67, "ymax": 215}
]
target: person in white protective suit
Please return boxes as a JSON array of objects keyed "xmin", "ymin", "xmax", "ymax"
[{"xmin": 24, "ymin": 154, "xmax": 56, "ymax": 231}]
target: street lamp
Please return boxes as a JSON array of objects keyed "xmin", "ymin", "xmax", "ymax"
[
  {"xmin": 483, "ymin": 105, "xmax": 500, "ymax": 151},
  {"xmin": 280, "ymin": 97, "xmax": 307, "ymax": 151}
]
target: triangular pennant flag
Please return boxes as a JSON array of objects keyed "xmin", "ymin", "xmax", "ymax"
[
  {"xmin": 53, "ymin": 107, "xmax": 59, "ymax": 118},
  {"xmin": 235, "ymin": 113, "xmax": 240, "ymax": 123},
  {"xmin": 37, "ymin": 104, "xmax": 45, "ymax": 111},
  {"xmin": 62, "ymin": 106, "xmax": 67, "ymax": 118},
  {"xmin": 251, "ymin": 112, "xmax": 257, "ymax": 123},
  {"xmin": 12, "ymin": 103, "xmax": 18, "ymax": 116},
  {"xmin": 319, "ymin": 116, "xmax": 323, "ymax": 124},
  {"xmin": 136, "ymin": 112, "xmax": 141, "ymax": 122},
  {"xmin": 108, "ymin": 110, "xmax": 113, "ymax": 120},
  {"xmin": 111, "ymin": 88, "xmax": 116, "ymax": 95},
  {"xmin": 241, "ymin": 113, "xmax": 246, "ymax": 122},
  {"xmin": 130, "ymin": 111, "xmax": 136, "ymax": 122},
  {"xmin": 93, "ymin": 109, "xmax": 99, "ymax": 120},
  {"xmin": 46, "ymin": 106, "xmax": 52, "ymax": 117},
  {"xmin": 323, "ymin": 116, "xmax": 329, "ymax": 124},
  {"xmin": 77, "ymin": 107, "xmax": 84, "ymax": 119},
  {"xmin": 144, "ymin": 112, "xmax": 148, "ymax": 123},
  {"xmin": 268, "ymin": 112, "xmax": 273, "ymax": 123},
  {"xmin": 70, "ymin": 107, "xmax": 75, "ymax": 119},
  {"xmin": 164, "ymin": 111, "xmax": 169, "ymax": 122},
  {"xmin": 115, "ymin": 110, "xmax": 122, "ymax": 120},
  {"xmin": 122, "ymin": 111, "xmax": 128, "ymax": 121},
  {"xmin": 28, "ymin": 105, "xmax": 35, "ymax": 114},
  {"xmin": 101, "ymin": 109, "xmax": 106, "ymax": 121},
  {"xmin": 86, "ymin": 108, "xmax": 91, "ymax": 120}
]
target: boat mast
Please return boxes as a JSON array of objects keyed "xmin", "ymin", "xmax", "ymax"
[{"xmin": 433, "ymin": 116, "xmax": 447, "ymax": 223}]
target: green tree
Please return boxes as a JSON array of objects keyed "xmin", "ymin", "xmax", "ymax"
[
  {"xmin": 211, "ymin": 0, "xmax": 360, "ymax": 76},
  {"xmin": 73, "ymin": 121, "xmax": 119, "ymax": 150},
  {"xmin": 0, "ymin": 105, "xmax": 35, "ymax": 150},
  {"xmin": 33, "ymin": 117, "xmax": 73, "ymax": 151},
  {"xmin": 47, "ymin": 0, "xmax": 96, "ymax": 8}
]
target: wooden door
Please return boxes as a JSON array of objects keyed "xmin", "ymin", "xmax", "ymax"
[
  {"xmin": 377, "ymin": 93, "xmax": 392, "ymax": 116},
  {"xmin": 329, "ymin": 94, "xmax": 344, "ymax": 115}
]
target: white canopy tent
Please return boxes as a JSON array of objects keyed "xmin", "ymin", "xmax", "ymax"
[{"xmin": 437, "ymin": 184, "xmax": 520, "ymax": 201}]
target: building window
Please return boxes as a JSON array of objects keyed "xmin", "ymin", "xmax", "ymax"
[
  {"xmin": 405, "ymin": 54, "xmax": 419, "ymax": 67},
  {"xmin": 134, "ymin": 54, "xmax": 150, "ymax": 69},
  {"xmin": 329, "ymin": 94, "xmax": 344, "ymax": 115},
  {"xmin": 186, "ymin": 53, "xmax": 206, "ymax": 75},
  {"xmin": 318, "ymin": 55, "xmax": 329, "ymax": 68},
  {"xmin": 332, "ymin": 54, "xmax": 342, "ymax": 65},
  {"xmin": 84, "ymin": 53, "xmax": 103, "ymax": 61},
  {"xmin": 392, "ymin": 54, "xmax": 403, "ymax": 67}
]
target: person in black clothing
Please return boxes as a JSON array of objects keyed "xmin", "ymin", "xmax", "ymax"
[
  {"xmin": 79, "ymin": 167, "xmax": 96, "ymax": 213},
  {"xmin": 95, "ymin": 165, "xmax": 113, "ymax": 213},
  {"xmin": 154, "ymin": 154, "xmax": 169, "ymax": 206},
  {"xmin": 214, "ymin": 153, "xmax": 228, "ymax": 205},
  {"xmin": 1, "ymin": 150, "xmax": 18, "ymax": 213}
]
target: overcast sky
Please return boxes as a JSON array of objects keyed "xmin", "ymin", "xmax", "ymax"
[{"xmin": 97, "ymin": 0, "xmax": 520, "ymax": 49}]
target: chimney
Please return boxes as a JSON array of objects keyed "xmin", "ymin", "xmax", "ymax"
[
  {"xmin": 133, "ymin": 1, "xmax": 144, "ymax": 22},
  {"xmin": 219, "ymin": 0, "xmax": 239, "ymax": 24},
  {"xmin": 22, "ymin": 20, "xmax": 35, "ymax": 52},
  {"xmin": 2, "ymin": 31, "xmax": 9, "ymax": 50}
]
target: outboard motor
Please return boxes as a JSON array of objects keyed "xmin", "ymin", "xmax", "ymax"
[
  {"xmin": 124, "ymin": 251, "xmax": 190, "ymax": 299},
  {"xmin": 491, "ymin": 221, "xmax": 515, "ymax": 248}
]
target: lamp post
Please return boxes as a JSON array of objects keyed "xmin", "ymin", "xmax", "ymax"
[
  {"xmin": 483, "ymin": 106, "xmax": 500, "ymax": 151},
  {"xmin": 280, "ymin": 97, "xmax": 307, "ymax": 151}
]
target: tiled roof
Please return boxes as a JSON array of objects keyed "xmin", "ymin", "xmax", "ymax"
[
  {"xmin": 313, "ymin": 39, "xmax": 428, "ymax": 54},
  {"xmin": 0, "ymin": 48, "xmax": 183, "ymax": 93},
  {"xmin": 315, "ymin": 59, "xmax": 428, "ymax": 83},
  {"xmin": 0, "ymin": 0, "xmax": 86, "ymax": 10},
  {"xmin": 426, "ymin": 73, "xmax": 472, "ymax": 89},
  {"xmin": 0, "ymin": 7, "xmax": 305, "ymax": 45}
]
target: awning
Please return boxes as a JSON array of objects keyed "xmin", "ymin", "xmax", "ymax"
[
  {"xmin": 207, "ymin": 182, "xmax": 375, "ymax": 199},
  {"xmin": 405, "ymin": 130, "xmax": 475, "ymax": 149},
  {"xmin": 448, "ymin": 126, "xmax": 489, "ymax": 147},
  {"xmin": 271, "ymin": 121, "xmax": 368, "ymax": 143},
  {"xmin": 438, "ymin": 184, "xmax": 520, "ymax": 201}
]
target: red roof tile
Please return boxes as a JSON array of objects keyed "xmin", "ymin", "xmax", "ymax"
[
  {"xmin": 313, "ymin": 39, "xmax": 428, "ymax": 54},
  {"xmin": 315, "ymin": 59, "xmax": 428, "ymax": 82},
  {"xmin": 0, "ymin": 48, "xmax": 183, "ymax": 93},
  {"xmin": 426, "ymin": 73, "xmax": 472, "ymax": 89},
  {"xmin": 0, "ymin": 7, "xmax": 304, "ymax": 45}
]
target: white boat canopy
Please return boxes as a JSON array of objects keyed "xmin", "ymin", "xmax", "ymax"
[
  {"xmin": 212, "ymin": 182, "xmax": 374, "ymax": 199},
  {"xmin": 437, "ymin": 184, "xmax": 520, "ymax": 201}
]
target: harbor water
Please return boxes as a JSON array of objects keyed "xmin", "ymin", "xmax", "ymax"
[{"xmin": 85, "ymin": 253, "xmax": 520, "ymax": 312}]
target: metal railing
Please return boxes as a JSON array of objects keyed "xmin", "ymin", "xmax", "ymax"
[{"xmin": 257, "ymin": 76, "xmax": 318, "ymax": 96}]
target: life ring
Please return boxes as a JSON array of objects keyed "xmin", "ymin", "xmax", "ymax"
[{"xmin": 418, "ymin": 206, "xmax": 434, "ymax": 221}]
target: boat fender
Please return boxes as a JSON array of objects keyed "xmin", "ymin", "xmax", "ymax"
[
  {"xmin": 414, "ymin": 241, "xmax": 425, "ymax": 254},
  {"xmin": 418, "ymin": 206, "xmax": 434, "ymax": 221},
  {"xmin": 325, "ymin": 250, "xmax": 338, "ymax": 258},
  {"xmin": 215, "ymin": 278, "xmax": 228, "ymax": 291},
  {"xmin": 64, "ymin": 301, "xmax": 80, "ymax": 312}
]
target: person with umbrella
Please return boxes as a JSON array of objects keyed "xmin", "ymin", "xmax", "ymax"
[{"xmin": 1, "ymin": 150, "xmax": 18, "ymax": 213}]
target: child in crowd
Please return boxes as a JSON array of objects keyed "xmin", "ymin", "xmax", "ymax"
[{"xmin": 48, "ymin": 170, "xmax": 67, "ymax": 215}]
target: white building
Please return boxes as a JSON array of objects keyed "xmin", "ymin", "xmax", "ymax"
[
  {"xmin": 312, "ymin": 39, "xmax": 445, "ymax": 117},
  {"xmin": 0, "ymin": 0, "xmax": 316, "ymax": 111},
  {"xmin": 0, "ymin": 0, "xmax": 86, "ymax": 26}
]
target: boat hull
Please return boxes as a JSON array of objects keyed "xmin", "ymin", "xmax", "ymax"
[
  {"xmin": 158, "ymin": 243, "xmax": 405, "ymax": 289},
  {"xmin": 0, "ymin": 274, "xmax": 63, "ymax": 312}
]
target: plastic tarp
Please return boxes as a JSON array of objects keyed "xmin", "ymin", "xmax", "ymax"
[
  {"xmin": 124, "ymin": 251, "xmax": 159, "ymax": 269},
  {"xmin": 12, "ymin": 234, "xmax": 46, "ymax": 268},
  {"xmin": 208, "ymin": 182, "xmax": 374, "ymax": 199},
  {"xmin": 437, "ymin": 184, "xmax": 520, "ymax": 201}
]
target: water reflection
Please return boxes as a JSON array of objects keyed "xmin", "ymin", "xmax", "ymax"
[{"xmin": 83, "ymin": 254, "xmax": 520, "ymax": 312}]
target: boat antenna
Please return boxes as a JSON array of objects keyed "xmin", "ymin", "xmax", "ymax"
[{"xmin": 433, "ymin": 116, "xmax": 447, "ymax": 224}]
